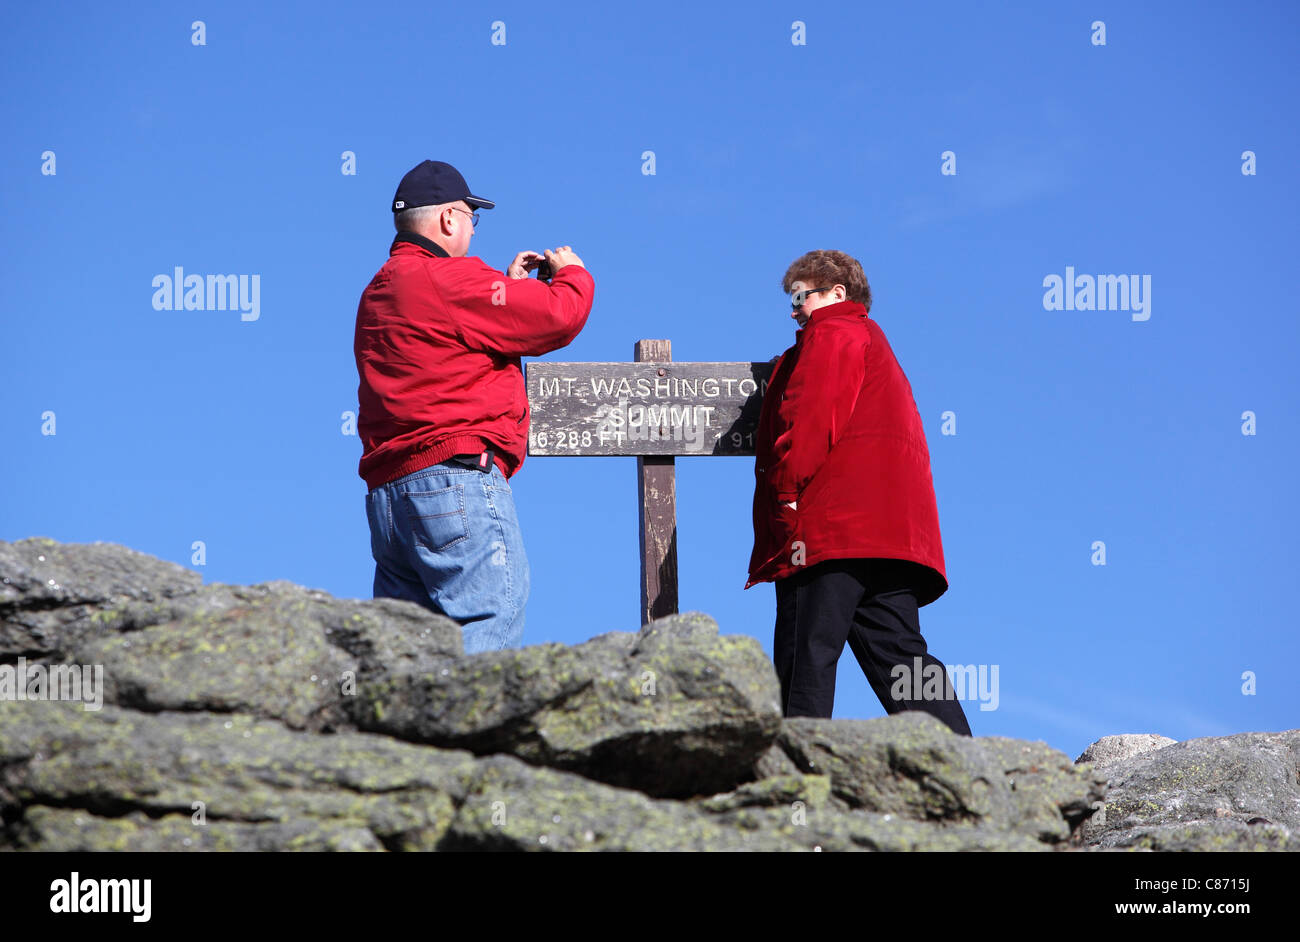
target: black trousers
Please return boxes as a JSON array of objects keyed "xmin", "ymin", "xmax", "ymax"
[{"xmin": 773, "ymin": 557, "xmax": 972, "ymax": 736}]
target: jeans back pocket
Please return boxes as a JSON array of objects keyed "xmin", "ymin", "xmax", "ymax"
[{"xmin": 401, "ymin": 483, "xmax": 469, "ymax": 552}]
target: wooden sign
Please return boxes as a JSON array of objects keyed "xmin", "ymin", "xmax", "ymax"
[
  {"xmin": 527, "ymin": 341, "xmax": 776, "ymax": 627},
  {"xmin": 526, "ymin": 358, "xmax": 775, "ymax": 456}
]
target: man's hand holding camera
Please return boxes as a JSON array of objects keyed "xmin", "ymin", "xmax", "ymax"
[{"xmin": 506, "ymin": 245, "xmax": 585, "ymax": 281}]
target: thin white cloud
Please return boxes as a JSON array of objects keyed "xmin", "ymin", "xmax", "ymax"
[
  {"xmin": 899, "ymin": 131, "xmax": 1077, "ymax": 228},
  {"xmin": 996, "ymin": 692, "xmax": 1115, "ymax": 744}
]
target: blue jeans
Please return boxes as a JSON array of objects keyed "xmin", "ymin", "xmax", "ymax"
[{"xmin": 364, "ymin": 459, "xmax": 530, "ymax": 653}]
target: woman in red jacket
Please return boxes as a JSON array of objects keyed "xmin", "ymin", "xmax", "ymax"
[{"xmin": 746, "ymin": 250, "xmax": 971, "ymax": 735}]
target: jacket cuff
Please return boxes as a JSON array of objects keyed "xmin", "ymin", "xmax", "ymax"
[{"xmin": 554, "ymin": 263, "xmax": 592, "ymax": 282}]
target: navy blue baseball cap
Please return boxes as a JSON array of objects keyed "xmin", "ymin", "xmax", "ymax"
[{"xmin": 391, "ymin": 160, "xmax": 495, "ymax": 213}]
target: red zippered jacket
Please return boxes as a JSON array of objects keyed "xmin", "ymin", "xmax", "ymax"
[
  {"xmin": 744, "ymin": 300, "xmax": 948, "ymax": 606},
  {"xmin": 354, "ymin": 232, "xmax": 594, "ymax": 490}
]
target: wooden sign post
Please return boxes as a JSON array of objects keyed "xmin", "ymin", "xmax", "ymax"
[
  {"xmin": 526, "ymin": 341, "xmax": 775, "ymax": 626},
  {"xmin": 634, "ymin": 340, "xmax": 678, "ymax": 625}
]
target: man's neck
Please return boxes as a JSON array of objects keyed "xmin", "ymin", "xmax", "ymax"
[{"xmin": 392, "ymin": 229, "xmax": 454, "ymax": 258}]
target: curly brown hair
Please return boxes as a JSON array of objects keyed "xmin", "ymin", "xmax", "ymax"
[{"xmin": 781, "ymin": 250, "xmax": 871, "ymax": 312}]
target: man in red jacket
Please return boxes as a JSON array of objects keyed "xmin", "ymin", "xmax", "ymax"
[
  {"xmin": 746, "ymin": 250, "xmax": 971, "ymax": 735},
  {"xmin": 355, "ymin": 160, "xmax": 594, "ymax": 653}
]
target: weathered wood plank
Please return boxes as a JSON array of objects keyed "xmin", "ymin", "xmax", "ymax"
[
  {"xmin": 635, "ymin": 340, "xmax": 679, "ymax": 626},
  {"xmin": 526, "ymin": 360, "xmax": 776, "ymax": 456}
]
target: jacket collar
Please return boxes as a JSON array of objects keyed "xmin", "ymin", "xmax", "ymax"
[
  {"xmin": 796, "ymin": 299, "xmax": 868, "ymax": 338},
  {"xmin": 391, "ymin": 230, "xmax": 450, "ymax": 258}
]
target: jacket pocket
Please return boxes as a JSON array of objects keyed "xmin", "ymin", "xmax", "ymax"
[
  {"xmin": 769, "ymin": 500, "xmax": 800, "ymax": 555},
  {"xmin": 402, "ymin": 484, "xmax": 469, "ymax": 552}
]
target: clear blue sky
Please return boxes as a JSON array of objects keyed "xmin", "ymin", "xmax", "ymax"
[{"xmin": 3, "ymin": 1, "xmax": 1297, "ymax": 762}]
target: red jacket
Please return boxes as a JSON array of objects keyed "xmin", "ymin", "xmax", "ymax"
[
  {"xmin": 355, "ymin": 232, "xmax": 594, "ymax": 489},
  {"xmin": 745, "ymin": 300, "xmax": 948, "ymax": 606}
]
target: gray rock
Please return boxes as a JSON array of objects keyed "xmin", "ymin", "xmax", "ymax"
[
  {"xmin": 765, "ymin": 713, "xmax": 1106, "ymax": 844},
  {"xmin": 0, "ymin": 699, "xmax": 1046, "ymax": 852},
  {"xmin": 1075, "ymin": 733, "xmax": 1178, "ymax": 773},
  {"xmin": 352, "ymin": 610, "xmax": 783, "ymax": 798},
  {"xmin": 0, "ymin": 537, "xmax": 203, "ymax": 659},
  {"xmin": 1076, "ymin": 729, "xmax": 1300, "ymax": 851},
  {"xmin": 2, "ymin": 537, "xmax": 1294, "ymax": 851}
]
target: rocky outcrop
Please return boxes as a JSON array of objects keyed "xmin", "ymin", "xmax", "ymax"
[
  {"xmin": 1072, "ymin": 732, "xmax": 1300, "ymax": 851},
  {"xmin": 0, "ymin": 537, "xmax": 1292, "ymax": 851},
  {"xmin": 350, "ymin": 613, "xmax": 781, "ymax": 798}
]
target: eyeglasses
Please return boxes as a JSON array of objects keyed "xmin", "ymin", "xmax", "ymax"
[
  {"xmin": 790, "ymin": 286, "xmax": 835, "ymax": 309},
  {"xmin": 449, "ymin": 207, "xmax": 480, "ymax": 228}
]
